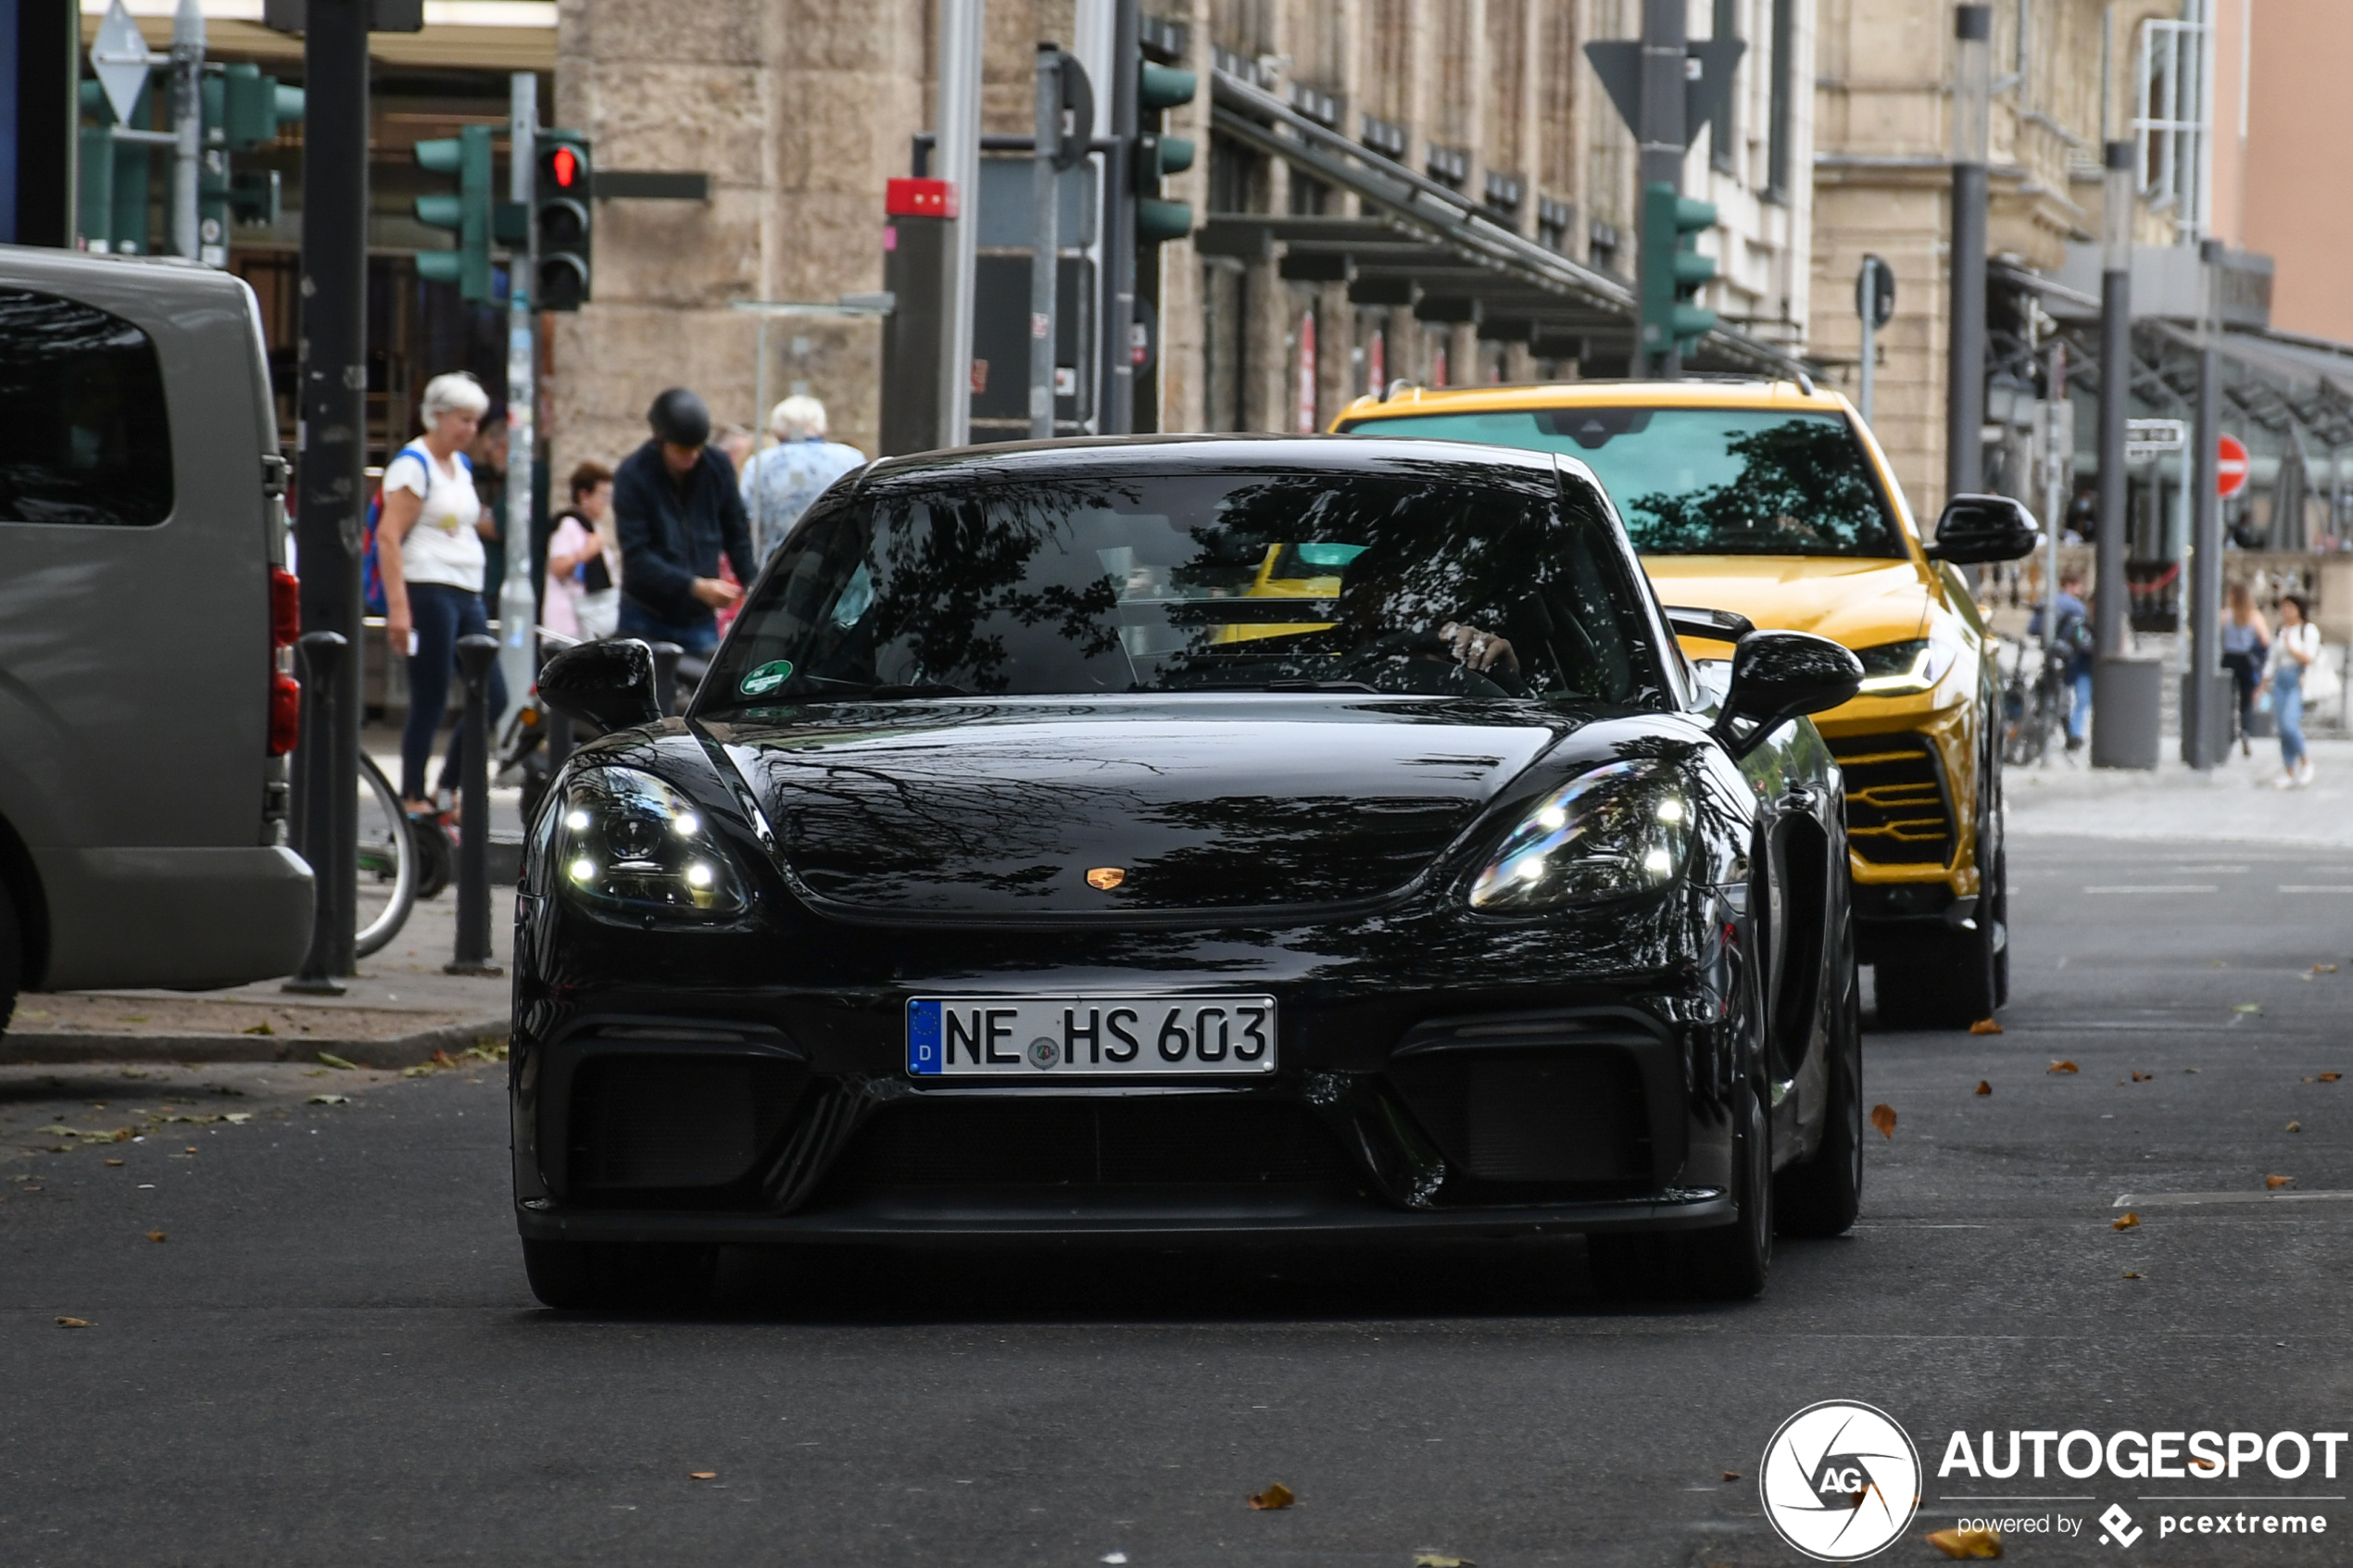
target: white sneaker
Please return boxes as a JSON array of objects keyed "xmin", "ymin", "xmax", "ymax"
[
  {"xmin": 2297, "ymin": 759, "xmax": 2317, "ymax": 787},
  {"xmin": 2276, "ymin": 771, "xmax": 2300, "ymax": 790}
]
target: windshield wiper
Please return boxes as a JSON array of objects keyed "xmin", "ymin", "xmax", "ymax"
[{"xmin": 824, "ymin": 682, "xmax": 975, "ymax": 699}]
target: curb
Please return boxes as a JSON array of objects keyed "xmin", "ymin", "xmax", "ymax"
[{"xmin": 0, "ymin": 1015, "xmax": 510, "ymax": 1070}]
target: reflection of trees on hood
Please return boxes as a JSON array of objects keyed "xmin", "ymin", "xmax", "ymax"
[{"xmin": 1625, "ymin": 419, "xmax": 1888, "ymax": 555}]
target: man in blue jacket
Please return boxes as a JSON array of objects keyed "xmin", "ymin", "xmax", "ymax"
[{"xmin": 612, "ymin": 387, "xmax": 758, "ymax": 654}]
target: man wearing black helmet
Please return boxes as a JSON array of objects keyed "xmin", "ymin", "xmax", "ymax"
[{"xmin": 610, "ymin": 387, "xmax": 759, "ymax": 654}]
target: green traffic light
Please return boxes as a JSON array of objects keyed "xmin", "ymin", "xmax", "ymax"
[
  {"xmin": 411, "ymin": 126, "xmax": 496, "ymax": 305},
  {"xmin": 1139, "ymin": 62, "xmax": 1197, "ymax": 111},
  {"xmin": 1640, "ymin": 182, "xmax": 1718, "ymax": 360}
]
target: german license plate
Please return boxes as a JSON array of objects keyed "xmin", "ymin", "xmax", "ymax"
[{"xmin": 906, "ymin": 996, "xmax": 1277, "ymax": 1077}]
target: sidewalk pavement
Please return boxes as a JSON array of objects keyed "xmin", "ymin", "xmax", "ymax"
[{"xmin": 2005, "ymin": 734, "xmax": 2353, "ymax": 847}]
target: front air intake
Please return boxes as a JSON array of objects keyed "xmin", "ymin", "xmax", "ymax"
[{"xmin": 568, "ymin": 1055, "xmax": 804, "ymax": 1192}]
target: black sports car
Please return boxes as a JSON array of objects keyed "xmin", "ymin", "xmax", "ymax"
[{"xmin": 512, "ymin": 436, "xmax": 1865, "ymax": 1307}]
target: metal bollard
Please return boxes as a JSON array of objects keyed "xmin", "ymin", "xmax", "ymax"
[
  {"xmin": 649, "ymin": 641, "xmax": 683, "ymax": 717},
  {"xmin": 446, "ymin": 633, "xmax": 504, "ymax": 976},
  {"xmin": 285, "ymin": 631, "xmax": 349, "ymax": 995}
]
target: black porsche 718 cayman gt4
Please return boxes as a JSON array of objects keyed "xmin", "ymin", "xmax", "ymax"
[{"xmin": 512, "ymin": 435, "xmax": 1865, "ymax": 1307}]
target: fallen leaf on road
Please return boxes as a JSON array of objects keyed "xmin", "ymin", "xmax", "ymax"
[
  {"xmin": 2132, "ymin": 1072, "xmax": 2153, "ymax": 1082},
  {"xmin": 1927, "ymin": 1524, "xmax": 2005, "ymax": 1558},
  {"xmin": 308, "ymin": 1094, "xmax": 350, "ymax": 1106},
  {"xmin": 2320, "ymin": 1073, "xmax": 2342, "ymax": 1084},
  {"xmin": 104, "ymin": 1159, "xmax": 123, "ymax": 1167},
  {"xmin": 35, "ymin": 1123, "xmax": 76, "ymax": 1136},
  {"xmin": 2122, "ymin": 1272, "xmax": 2142, "ymax": 1280},
  {"xmin": 317, "ymin": 1052, "xmax": 359, "ymax": 1071},
  {"xmin": 2268, "ymin": 1175, "xmax": 2294, "ymax": 1189},
  {"xmin": 2317, "ymin": 965, "xmax": 2339, "ymax": 974},
  {"xmin": 2185, "ymin": 1067, "xmax": 2200, "ymax": 1073},
  {"xmin": 145, "ymin": 1230, "xmax": 166, "ymax": 1243},
  {"xmin": 183, "ymin": 1146, "xmax": 197, "ymax": 1154},
  {"xmin": 2287, "ymin": 1121, "xmax": 2302, "ymax": 1133},
  {"xmin": 1969, "ymin": 1019, "xmax": 2003, "ymax": 1035},
  {"xmin": 2193, "ymin": 1457, "xmax": 2218, "ymax": 1472},
  {"xmin": 224, "ymin": 1112, "xmax": 251, "ymax": 1124},
  {"xmin": 1975, "ymin": 1081, "xmax": 1992, "ymax": 1096},
  {"xmin": 1247, "ymin": 1483, "xmax": 1295, "ymax": 1511},
  {"xmin": 2234, "ymin": 1003, "xmax": 2262, "ymax": 1014},
  {"xmin": 2113, "ymin": 1211, "xmax": 2140, "ymax": 1230},
  {"xmin": 1413, "ymin": 1556, "xmax": 1474, "ymax": 1568},
  {"xmin": 2048, "ymin": 1060, "xmax": 2080, "ymax": 1074},
  {"xmin": 688, "ymin": 1472, "xmax": 716, "ymax": 1480},
  {"xmin": 1869, "ymin": 1104, "xmax": 1897, "ymax": 1139},
  {"xmin": 1722, "ymin": 1470, "xmax": 1741, "ymax": 1482},
  {"xmin": 55, "ymin": 1317, "xmax": 88, "ymax": 1328},
  {"xmin": 241, "ymin": 1021, "xmax": 274, "ymax": 1036}
]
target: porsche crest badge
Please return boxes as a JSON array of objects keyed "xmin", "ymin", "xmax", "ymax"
[{"xmin": 1086, "ymin": 867, "xmax": 1126, "ymax": 890}]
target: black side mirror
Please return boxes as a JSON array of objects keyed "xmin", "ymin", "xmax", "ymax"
[
  {"xmin": 1714, "ymin": 630, "xmax": 1863, "ymax": 759},
  {"xmin": 1927, "ymin": 494, "xmax": 2040, "ymax": 564},
  {"xmin": 537, "ymin": 638, "xmax": 663, "ymax": 736}
]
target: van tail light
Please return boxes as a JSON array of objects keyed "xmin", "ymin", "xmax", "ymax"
[
  {"xmin": 270, "ymin": 567, "xmax": 301, "ymax": 647},
  {"xmin": 270, "ymin": 671, "xmax": 302, "ymax": 756}
]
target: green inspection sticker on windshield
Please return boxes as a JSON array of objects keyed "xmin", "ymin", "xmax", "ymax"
[{"xmin": 739, "ymin": 659, "xmax": 794, "ymax": 696}]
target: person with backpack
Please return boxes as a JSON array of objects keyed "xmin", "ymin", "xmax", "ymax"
[
  {"xmin": 375, "ymin": 371, "xmax": 508, "ymax": 817},
  {"xmin": 2029, "ymin": 570, "xmax": 2097, "ymax": 753}
]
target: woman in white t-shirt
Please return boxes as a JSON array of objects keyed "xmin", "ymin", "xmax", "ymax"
[
  {"xmin": 379, "ymin": 371, "xmax": 508, "ymax": 815},
  {"xmin": 2261, "ymin": 591, "xmax": 2322, "ymax": 789}
]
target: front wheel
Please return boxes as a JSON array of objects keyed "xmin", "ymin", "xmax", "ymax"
[
  {"xmin": 353, "ymin": 755, "xmax": 417, "ymax": 958},
  {"xmin": 1776, "ymin": 965, "xmax": 1863, "ymax": 1237},
  {"xmin": 1590, "ymin": 1083, "xmax": 1773, "ymax": 1301}
]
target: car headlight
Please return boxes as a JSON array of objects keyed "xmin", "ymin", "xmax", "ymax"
[
  {"xmin": 552, "ymin": 765, "xmax": 748, "ymax": 920},
  {"xmin": 1468, "ymin": 760, "xmax": 1693, "ymax": 911},
  {"xmin": 1853, "ymin": 637, "xmax": 1957, "ymax": 696}
]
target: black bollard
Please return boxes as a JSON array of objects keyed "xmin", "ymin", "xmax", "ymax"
[
  {"xmin": 447, "ymin": 633, "xmax": 503, "ymax": 976},
  {"xmin": 649, "ymin": 641, "xmax": 683, "ymax": 717},
  {"xmin": 285, "ymin": 632, "xmax": 349, "ymax": 995}
]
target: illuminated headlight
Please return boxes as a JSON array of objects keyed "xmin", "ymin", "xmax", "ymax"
[
  {"xmin": 551, "ymin": 765, "xmax": 747, "ymax": 920},
  {"xmin": 1468, "ymin": 761, "xmax": 1693, "ymax": 911},
  {"xmin": 1854, "ymin": 637, "xmax": 1957, "ymax": 696}
]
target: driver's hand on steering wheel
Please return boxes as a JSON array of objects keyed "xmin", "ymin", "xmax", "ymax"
[{"xmin": 1439, "ymin": 621, "xmax": 1519, "ymax": 674}]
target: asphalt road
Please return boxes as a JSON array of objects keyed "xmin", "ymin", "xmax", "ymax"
[{"xmin": 3, "ymin": 832, "xmax": 2349, "ymax": 1566}]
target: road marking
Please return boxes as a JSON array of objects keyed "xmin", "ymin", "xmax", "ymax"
[
  {"xmin": 2278, "ymin": 884, "xmax": 2353, "ymax": 893},
  {"xmin": 2082, "ymin": 884, "xmax": 2217, "ymax": 894},
  {"xmin": 2113, "ymin": 1189, "xmax": 2353, "ymax": 1209}
]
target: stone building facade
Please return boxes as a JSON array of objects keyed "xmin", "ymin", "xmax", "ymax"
[{"xmin": 545, "ymin": 0, "xmax": 1818, "ymax": 482}]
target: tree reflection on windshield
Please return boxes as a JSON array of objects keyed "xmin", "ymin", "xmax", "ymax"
[
  {"xmin": 703, "ymin": 461, "xmax": 1667, "ymax": 709},
  {"xmin": 1622, "ymin": 417, "xmax": 1899, "ymax": 557}
]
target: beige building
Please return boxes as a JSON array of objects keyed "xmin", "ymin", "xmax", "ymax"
[{"xmin": 546, "ymin": 0, "xmax": 1819, "ymax": 481}]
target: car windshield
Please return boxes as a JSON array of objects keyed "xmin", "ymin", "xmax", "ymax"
[
  {"xmin": 1337, "ymin": 407, "xmax": 1907, "ymax": 558},
  {"xmin": 700, "ymin": 463, "xmax": 1667, "ymax": 708}
]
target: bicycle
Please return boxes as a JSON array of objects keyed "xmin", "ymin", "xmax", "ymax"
[
  {"xmin": 1998, "ymin": 633, "xmax": 2070, "ymax": 767},
  {"xmin": 354, "ymin": 753, "xmax": 418, "ymax": 957}
]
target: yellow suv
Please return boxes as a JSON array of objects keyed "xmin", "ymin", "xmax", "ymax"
[{"xmin": 1336, "ymin": 380, "xmax": 2037, "ymax": 1027}]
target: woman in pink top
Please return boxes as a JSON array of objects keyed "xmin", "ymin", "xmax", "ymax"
[{"xmin": 543, "ymin": 461, "xmax": 618, "ymax": 639}]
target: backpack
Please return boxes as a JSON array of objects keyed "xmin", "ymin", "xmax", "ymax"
[
  {"xmin": 2054, "ymin": 607, "xmax": 2095, "ymax": 660},
  {"xmin": 362, "ymin": 441, "xmax": 472, "ymax": 615}
]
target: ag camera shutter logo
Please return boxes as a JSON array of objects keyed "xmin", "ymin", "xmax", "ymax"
[{"xmin": 1760, "ymin": 1400, "xmax": 1922, "ymax": 1561}]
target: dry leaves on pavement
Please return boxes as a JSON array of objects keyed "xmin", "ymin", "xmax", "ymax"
[
  {"xmin": 1927, "ymin": 1524, "xmax": 2006, "ymax": 1558},
  {"xmin": 1247, "ymin": 1483, "xmax": 1295, "ymax": 1511},
  {"xmin": 2320, "ymin": 1073, "xmax": 2342, "ymax": 1083},
  {"xmin": 55, "ymin": 1316, "xmax": 89, "ymax": 1328},
  {"xmin": 1969, "ymin": 1019, "xmax": 2003, "ymax": 1035},
  {"xmin": 145, "ymin": 1230, "xmax": 166, "ymax": 1243},
  {"xmin": 1975, "ymin": 1081, "xmax": 1992, "ymax": 1096},
  {"xmin": 317, "ymin": 1051, "xmax": 359, "ymax": 1070},
  {"xmin": 1869, "ymin": 1104, "xmax": 1897, "ymax": 1139},
  {"xmin": 2048, "ymin": 1060, "xmax": 2080, "ymax": 1074},
  {"xmin": 2287, "ymin": 1121, "xmax": 2302, "ymax": 1133},
  {"xmin": 2113, "ymin": 1211, "xmax": 2140, "ymax": 1230},
  {"xmin": 1412, "ymin": 1556, "xmax": 1474, "ymax": 1568},
  {"xmin": 308, "ymin": 1095, "xmax": 350, "ymax": 1106},
  {"xmin": 2268, "ymin": 1175, "xmax": 2295, "ymax": 1190}
]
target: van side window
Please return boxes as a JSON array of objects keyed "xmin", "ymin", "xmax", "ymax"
[{"xmin": 0, "ymin": 289, "xmax": 174, "ymax": 528}]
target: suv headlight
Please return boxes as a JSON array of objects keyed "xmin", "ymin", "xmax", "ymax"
[
  {"xmin": 1854, "ymin": 637, "xmax": 1957, "ymax": 696},
  {"xmin": 1469, "ymin": 760, "xmax": 1693, "ymax": 911},
  {"xmin": 552, "ymin": 765, "xmax": 748, "ymax": 921}
]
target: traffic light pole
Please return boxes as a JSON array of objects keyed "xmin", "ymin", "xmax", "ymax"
[
  {"xmin": 2186, "ymin": 238, "xmax": 2226, "ymax": 771},
  {"xmin": 500, "ymin": 71, "xmax": 537, "ymax": 729},
  {"xmin": 168, "ymin": 0, "xmax": 204, "ymax": 259},
  {"xmin": 1635, "ymin": 0, "xmax": 1687, "ymax": 378},
  {"xmin": 1029, "ymin": 44, "xmax": 1062, "ymax": 441},
  {"xmin": 294, "ymin": 0, "xmax": 370, "ymax": 975},
  {"xmin": 2091, "ymin": 137, "xmax": 2159, "ymax": 771},
  {"xmin": 935, "ymin": 0, "xmax": 984, "ymax": 448},
  {"xmin": 1100, "ymin": 0, "xmax": 1139, "ymax": 434},
  {"xmin": 1947, "ymin": 5, "xmax": 1992, "ymax": 512}
]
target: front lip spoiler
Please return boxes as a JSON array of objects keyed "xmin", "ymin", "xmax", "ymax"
[{"xmin": 516, "ymin": 1186, "xmax": 1734, "ymax": 1247}]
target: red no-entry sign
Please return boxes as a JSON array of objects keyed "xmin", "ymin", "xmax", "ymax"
[{"xmin": 2217, "ymin": 434, "xmax": 2250, "ymax": 497}]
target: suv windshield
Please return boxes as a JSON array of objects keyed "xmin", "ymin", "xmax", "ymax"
[
  {"xmin": 1337, "ymin": 407, "xmax": 1906, "ymax": 558},
  {"xmin": 702, "ymin": 463, "xmax": 1666, "ymax": 709}
]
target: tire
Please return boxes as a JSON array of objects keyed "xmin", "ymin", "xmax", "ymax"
[
  {"xmin": 1991, "ymin": 845, "xmax": 2010, "ymax": 1009},
  {"xmin": 354, "ymin": 757, "xmax": 417, "ymax": 959},
  {"xmin": 1776, "ymin": 965, "xmax": 1863, "ymax": 1237},
  {"xmin": 0, "ymin": 880, "xmax": 21, "ymax": 1034},
  {"xmin": 1872, "ymin": 914, "xmax": 1997, "ymax": 1029},
  {"xmin": 522, "ymin": 1238, "xmax": 598, "ymax": 1310},
  {"xmin": 1589, "ymin": 1082, "xmax": 1774, "ymax": 1301},
  {"xmin": 409, "ymin": 810, "xmax": 453, "ymax": 901},
  {"xmin": 522, "ymin": 1238, "xmax": 717, "ymax": 1310}
]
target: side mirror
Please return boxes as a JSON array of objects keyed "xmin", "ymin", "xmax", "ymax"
[
  {"xmin": 1926, "ymin": 494, "xmax": 2040, "ymax": 564},
  {"xmin": 537, "ymin": 638, "xmax": 663, "ymax": 736},
  {"xmin": 1714, "ymin": 630, "xmax": 1863, "ymax": 759}
]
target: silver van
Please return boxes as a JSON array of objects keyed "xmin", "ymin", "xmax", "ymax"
[{"xmin": 0, "ymin": 245, "xmax": 313, "ymax": 1021}]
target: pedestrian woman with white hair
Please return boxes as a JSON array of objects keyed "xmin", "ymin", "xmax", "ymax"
[
  {"xmin": 377, "ymin": 370, "xmax": 508, "ymax": 817},
  {"xmin": 739, "ymin": 393, "xmax": 866, "ymax": 562}
]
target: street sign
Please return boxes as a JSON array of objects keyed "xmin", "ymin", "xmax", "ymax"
[
  {"xmin": 2125, "ymin": 417, "xmax": 2185, "ymax": 465},
  {"xmin": 2216, "ymin": 433, "xmax": 2249, "ymax": 497},
  {"xmin": 90, "ymin": 0, "xmax": 157, "ymax": 128}
]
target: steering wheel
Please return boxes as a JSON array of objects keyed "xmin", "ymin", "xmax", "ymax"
[{"xmin": 1339, "ymin": 628, "xmax": 1509, "ymax": 697}]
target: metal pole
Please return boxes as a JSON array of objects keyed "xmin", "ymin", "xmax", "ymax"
[
  {"xmin": 2045, "ymin": 339, "xmax": 2066, "ymax": 648},
  {"xmin": 447, "ymin": 633, "xmax": 502, "ymax": 975},
  {"xmin": 168, "ymin": 0, "xmax": 203, "ymax": 259},
  {"xmin": 1636, "ymin": 0, "xmax": 1689, "ymax": 379},
  {"xmin": 285, "ymin": 632, "xmax": 348, "ymax": 996},
  {"xmin": 498, "ymin": 72, "xmax": 538, "ymax": 733},
  {"xmin": 2186, "ymin": 237, "xmax": 2225, "ymax": 770},
  {"xmin": 2094, "ymin": 141, "xmax": 2133, "ymax": 662},
  {"xmin": 296, "ymin": 0, "xmax": 369, "ymax": 975},
  {"xmin": 936, "ymin": 0, "xmax": 986, "ymax": 447},
  {"xmin": 1947, "ymin": 4, "xmax": 1993, "ymax": 513},
  {"xmin": 1100, "ymin": 0, "xmax": 1139, "ymax": 433},
  {"xmin": 1858, "ymin": 257, "xmax": 1879, "ymax": 424},
  {"xmin": 1030, "ymin": 44, "xmax": 1063, "ymax": 440}
]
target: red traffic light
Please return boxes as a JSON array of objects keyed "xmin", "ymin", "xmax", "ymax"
[{"xmin": 550, "ymin": 146, "xmax": 577, "ymax": 188}]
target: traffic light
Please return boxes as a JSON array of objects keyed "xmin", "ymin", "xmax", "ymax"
[
  {"xmin": 1134, "ymin": 61, "xmax": 1196, "ymax": 245},
  {"xmin": 414, "ymin": 125, "xmax": 496, "ymax": 305},
  {"xmin": 198, "ymin": 65, "xmax": 305, "ymax": 258},
  {"xmin": 535, "ymin": 129, "xmax": 594, "ymax": 310},
  {"xmin": 1639, "ymin": 182, "xmax": 1717, "ymax": 369}
]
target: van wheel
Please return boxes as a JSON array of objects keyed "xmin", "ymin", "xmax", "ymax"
[{"xmin": 1777, "ymin": 966, "xmax": 1863, "ymax": 1236}]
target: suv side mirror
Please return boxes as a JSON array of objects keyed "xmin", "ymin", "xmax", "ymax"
[
  {"xmin": 1714, "ymin": 630, "xmax": 1864, "ymax": 759},
  {"xmin": 538, "ymin": 638, "xmax": 663, "ymax": 736},
  {"xmin": 1927, "ymin": 494, "xmax": 2040, "ymax": 564}
]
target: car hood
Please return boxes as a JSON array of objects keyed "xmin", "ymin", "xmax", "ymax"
[
  {"xmin": 705, "ymin": 696, "xmax": 1581, "ymax": 920},
  {"xmin": 1642, "ymin": 556, "xmax": 1931, "ymax": 653}
]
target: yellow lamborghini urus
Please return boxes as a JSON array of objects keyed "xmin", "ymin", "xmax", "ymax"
[{"xmin": 1338, "ymin": 380, "xmax": 2038, "ymax": 1028}]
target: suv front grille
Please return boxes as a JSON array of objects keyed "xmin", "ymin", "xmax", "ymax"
[{"xmin": 1829, "ymin": 733, "xmax": 1956, "ymax": 866}]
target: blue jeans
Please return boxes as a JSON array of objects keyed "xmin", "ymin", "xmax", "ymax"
[
  {"xmin": 2068, "ymin": 670, "xmax": 2094, "ymax": 741},
  {"xmin": 2276, "ymin": 663, "xmax": 2307, "ymax": 770},
  {"xmin": 618, "ymin": 598, "xmax": 720, "ymax": 656},
  {"xmin": 401, "ymin": 582, "xmax": 510, "ymax": 804}
]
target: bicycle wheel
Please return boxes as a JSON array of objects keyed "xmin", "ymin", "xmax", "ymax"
[{"xmin": 355, "ymin": 755, "xmax": 417, "ymax": 958}]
